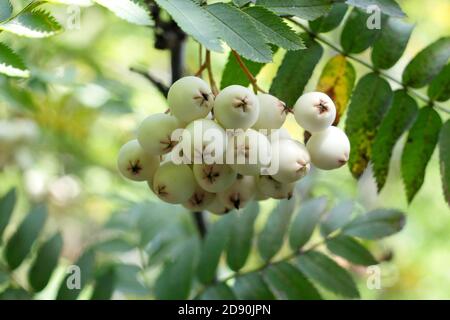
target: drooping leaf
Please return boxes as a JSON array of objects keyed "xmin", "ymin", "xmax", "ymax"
[
  {"xmin": 309, "ymin": 2, "xmax": 347, "ymax": 33},
  {"xmin": 320, "ymin": 200, "xmax": 354, "ymax": 237},
  {"xmin": 243, "ymin": 6, "xmax": 304, "ymax": 51},
  {"xmin": 226, "ymin": 202, "xmax": 259, "ymax": 271},
  {"xmin": 256, "ymin": 0, "xmax": 335, "ymax": 21},
  {"xmin": 0, "ymin": 287, "xmax": 31, "ymax": 300},
  {"xmin": 316, "ymin": 54, "xmax": 356, "ymax": 124},
  {"xmin": 94, "ymin": 0, "xmax": 153, "ymax": 26},
  {"xmin": 0, "ymin": 9, "xmax": 62, "ymax": 38},
  {"xmin": 221, "ymin": 52, "xmax": 265, "ymax": 89},
  {"xmin": 428, "ymin": 64, "xmax": 450, "ymax": 102},
  {"xmin": 264, "ymin": 262, "xmax": 322, "ymax": 300},
  {"xmin": 371, "ymin": 17, "xmax": 413, "ymax": 70},
  {"xmin": 295, "ymin": 251, "xmax": 359, "ymax": 298},
  {"xmin": 206, "ymin": 3, "xmax": 272, "ymax": 62},
  {"xmin": 155, "ymin": 238, "xmax": 200, "ymax": 300},
  {"xmin": 197, "ymin": 214, "xmax": 233, "ymax": 284},
  {"xmin": 345, "ymin": 73, "xmax": 393, "ymax": 178},
  {"xmin": 340, "ymin": 8, "xmax": 381, "ymax": 54},
  {"xmin": 270, "ymin": 34, "xmax": 323, "ymax": 107},
  {"xmin": 372, "ymin": 90, "xmax": 418, "ymax": 191},
  {"xmin": 0, "ymin": 43, "xmax": 30, "ymax": 78},
  {"xmin": 403, "ymin": 37, "xmax": 450, "ymax": 88},
  {"xmin": 345, "ymin": 0, "xmax": 405, "ymax": 17},
  {"xmin": 56, "ymin": 249, "xmax": 96, "ymax": 300},
  {"xmin": 233, "ymin": 0, "xmax": 252, "ymax": 7},
  {"xmin": 440, "ymin": 120, "xmax": 450, "ymax": 206},
  {"xmin": 4, "ymin": 205, "xmax": 47, "ymax": 270},
  {"xmin": 326, "ymin": 235, "xmax": 377, "ymax": 266},
  {"xmin": 91, "ymin": 266, "xmax": 116, "ymax": 300},
  {"xmin": 234, "ymin": 272, "xmax": 276, "ymax": 300},
  {"xmin": 289, "ymin": 197, "xmax": 328, "ymax": 250},
  {"xmin": 113, "ymin": 264, "xmax": 147, "ymax": 296},
  {"xmin": 0, "ymin": 0, "xmax": 12, "ymax": 22},
  {"xmin": 401, "ymin": 107, "xmax": 442, "ymax": 202},
  {"xmin": 0, "ymin": 188, "xmax": 16, "ymax": 241},
  {"xmin": 28, "ymin": 233, "xmax": 63, "ymax": 292},
  {"xmin": 342, "ymin": 208, "xmax": 406, "ymax": 239},
  {"xmin": 199, "ymin": 283, "xmax": 236, "ymax": 300},
  {"xmin": 257, "ymin": 199, "xmax": 295, "ymax": 261},
  {"xmin": 93, "ymin": 237, "xmax": 135, "ymax": 253},
  {"xmin": 154, "ymin": 0, "xmax": 222, "ymax": 52}
]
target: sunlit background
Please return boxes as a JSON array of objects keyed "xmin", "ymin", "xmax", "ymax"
[{"xmin": 0, "ymin": 0, "xmax": 449, "ymax": 299}]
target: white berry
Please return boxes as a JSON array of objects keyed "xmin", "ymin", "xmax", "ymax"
[
  {"xmin": 182, "ymin": 184, "xmax": 215, "ymax": 211},
  {"xmin": 272, "ymin": 139, "xmax": 310, "ymax": 183},
  {"xmin": 117, "ymin": 140, "xmax": 160, "ymax": 182},
  {"xmin": 294, "ymin": 92, "xmax": 336, "ymax": 133},
  {"xmin": 152, "ymin": 162, "xmax": 196, "ymax": 204},
  {"xmin": 257, "ymin": 175, "xmax": 295, "ymax": 200},
  {"xmin": 168, "ymin": 76, "xmax": 214, "ymax": 123},
  {"xmin": 137, "ymin": 113, "xmax": 180, "ymax": 155},
  {"xmin": 193, "ymin": 163, "xmax": 237, "ymax": 193},
  {"xmin": 218, "ymin": 174, "xmax": 256, "ymax": 210},
  {"xmin": 206, "ymin": 196, "xmax": 232, "ymax": 215},
  {"xmin": 227, "ymin": 129, "xmax": 272, "ymax": 176},
  {"xmin": 214, "ymin": 85, "xmax": 259, "ymax": 130},
  {"xmin": 306, "ymin": 126, "xmax": 350, "ymax": 170},
  {"xmin": 252, "ymin": 93, "xmax": 287, "ymax": 130}
]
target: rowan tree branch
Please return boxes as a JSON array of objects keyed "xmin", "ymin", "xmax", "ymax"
[{"xmin": 129, "ymin": 67, "xmax": 169, "ymax": 97}]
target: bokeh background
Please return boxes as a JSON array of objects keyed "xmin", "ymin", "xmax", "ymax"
[{"xmin": 0, "ymin": 0, "xmax": 449, "ymax": 299}]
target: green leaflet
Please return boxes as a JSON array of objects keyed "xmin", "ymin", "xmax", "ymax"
[
  {"xmin": 401, "ymin": 107, "xmax": 442, "ymax": 202},
  {"xmin": 345, "ymin": 72, "xmax": 393, "ymax": 178},
  {"xmin": 326, "ymin": 235, "xmax": 377, "ymax": 266},
  {"xmin": 345, "ymin": 0, "xmax": 405, "ymax": 17},
  {"xmin": 220, "ymin": 51, "xmax": 265, "ymax": 89},
  {"xmin": 428, "ymin": 64, "xmax": 450, "ymax": 102},
  {"xmin": 372, "ymin": 90, "xmax": 418, "ymax": 191},
  {"xmin": 256, "ymin": 0, "xmax": 335, "ymax": 21},
  {"xmin": 0, "ymin": 43, "xmax": 30, "ymax": 78},
  {"xmin": 94, "ymin": 0, "xmax": 153, "ymax": 26},
  {"xmin": 0, "ymin": 9, "xmax": 62, "ymax": 38},
  {"xmin": 439, "ymin": 120, "xmax": 450, "ymax": 206},
  {"xmin": 403, "ymin": 37, "xmax": 450, "ymax": 88},
  {"xmin": 309, "ymin": 2, "xmax": 348, "ymax": 34}
]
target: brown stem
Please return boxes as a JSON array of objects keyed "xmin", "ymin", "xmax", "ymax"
[
  {"xmin": 231, "ymin": 50, "xmax": 266, "ymax": 94},
  {"xmin": 205, "ymin": 51, "xmax": 219, "ymax": 95}
]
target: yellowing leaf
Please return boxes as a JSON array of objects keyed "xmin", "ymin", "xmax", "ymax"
[{"xmin": 316, "ymin": 54, "xmax": 356, "ymax": 124}]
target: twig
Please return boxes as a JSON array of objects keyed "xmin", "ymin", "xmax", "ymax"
[
  {"xmin": 231, "ymin": 50, "xmax": 266, "ymax": 94},
  {"xmin": 205, "ymin": 51, "xmax": 219, "ymax": 95},
  {"xmin": 193, "ymin": 212, "xmax": 207, "ymax": 239},
  {"xmin": 130, "ymin": 67, "xmax": 169, "ymax": 97},
  {"xmin": 289, "ymin": 18, "xmax": 450, "ymax": 115}
]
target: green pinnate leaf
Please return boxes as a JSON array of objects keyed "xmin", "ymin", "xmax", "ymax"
[
  {"xmin": 4, "ymin": 204, "xmax": 47, "ymax": 270},
  {"xmin": 326, "ymin": 235, "xmax": 377, "ymax": 266},
  {"xmin": 372, "ymin": 90, "xmax": 418, "ymax": 191},
  {"xmin": 197, "ymin": 214, "xmax": 233, "ymax": 284},
  {"xmin": 264, "ymin": 262, "xmax": 321, "ymax": 300},
  {"xmin": 289, "ymin": 197, "xmax": 328, "ymax": 250},
  {"xmin": 234, "ymin": 272, "xmax": 275, "ymax": 300},
  {"xmin": 316, "ymin": 54, "xmax": 356, "ymax": 124},
  {"xmin": 206, "ymin": 3, "xmax": 272, "ymax": 63},
  {"xmin": 320, "ymin": 200, "xmax": 354, "ymax": 237},
  {"xmin": 0, "ymin": 188, "xmax": 16, "ymax": 241},
  {"xmin": 221, "ymin": 51, "xmax": 265, "ymax": 89},
  {"xmin": 199, "ymin": 283, "xmax": 236, "ymax": 300},
  {"xmin": 258, "ymin": 199, "xmax": 296, "ymax": 261},
  {"xmin": 371, "ymin": 17, "xmax": 413, "ymax": 70},
  {"xmin": 340, "ymin": 8, "xmax": 381, "ymax": 54},
  {"xmin": 309, "ymin": 2, "xmax": 348, "ymax": 34},
  {"xmin": 56, "ymin": 249, "xmax": 96, "ymax": 300},
  {"xmin": 94, "ymin": 0, "xmax": 153, "ymax": 26},
  {"xmin": 401, "ymin": 107, "xmax": 442, "ymax": 202},
  {"xmin": 403, "ymin": 37, "xmax": 450, "ymax": 88},
  {"xmin": 428, "ymin": 64, "xmax": 450, "ymax": 102},
  {"xmin": 295, "ymin": 251, "xmax": 359, "ymax": 298},
  {"xmin": 345, "ymin": 0, "xmax": 405, "ymax": 17},
  {"xmin": 0, "ymin": 9, "xmax": 62, "ymax": 38},
  {"xmin": 0, "ymin": 43, "xmax": 30, "ymax": 78},
  {"xmin": 345, "ymin": 72, "xmax": 393, "ymax": 178},
  {"xmin": 243, "ymin": 6, "xmax": 305, "ymax": 51},
  {"xmin": 91, "ymin": 266, "xmax": 116, "ymax": 300},
  {"xmin": 29, "ymin": 233, "xmax": 63, "ymax": 292},
  {"xmin": 343, "ymin": 208, "xmax": 406, "ymax": 239},
  {"xmin": 270, "ymin": 34, "xmax": 323, "ymax": 107},
  {"xmin": 440, "ymin": 120, "xmax": 450, "ymax": 206},
  {"xmin": 155, "ymin": 238, "xmax": 200, "ymax": 300},
  {"xmin": 154, "ymin": 0, "xmax": 222, "ymax": 52},
  {"xmin": 256, "ymin": 0, "xmax": 335, "ymax": 21}
]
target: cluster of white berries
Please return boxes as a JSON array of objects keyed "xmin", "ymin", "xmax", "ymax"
[{"xmin": 117, "ymin": 76, "xmax": 350, "ymax": 215}]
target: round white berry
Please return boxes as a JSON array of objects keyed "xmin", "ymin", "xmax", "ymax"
[
  {"xmin": 117, "ymin": 140, "xmax": 160, "ymax": 182},
  {"xmin": 152, "ymin": 162, "xmax": 196, "ymax": 204},
  {"xmin": 214, "ymin": 85, "xmax": 259, "ymax": 130},
  {"xmin": 218, "ymin": 174, "xmax": 256, "ymax": 210},
  {"xmin": 257, "ymin": 175, "xmax": 295, "ymax": 200},
  {"xmin": 306, "ymin": 126, "xmax": 350, "ymax": 170},
  {"xmin": 272, "ymin": 139, "xmax": 310, "ymax": 183},
  {"xmin": 252, "ymin": 93, "xmax": 287, "ymax": 130},
  {"xmin": 293, "ymin": 92, "xmax": 336, "ymax": 133},
  {"xmin": 206, "ymin": 196, "xmax": 232, "ymax": 215},
  {"xmin": 193, "ymin": 163, "xmax": 237, "ymax": 193},
  {"xmin": 182, "ymin": 184, "xmax": 215, "ymax": 211},
  {"xmin": 137, "ymin": 113, "xmax": 180, "ymax": 155}
]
